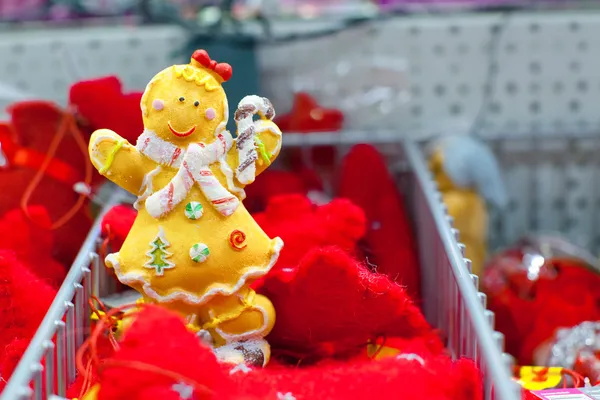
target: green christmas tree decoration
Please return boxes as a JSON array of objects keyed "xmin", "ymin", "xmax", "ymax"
[{"xmin": 144, "ymin": 227, "xmax": 175, "ymax": 276}]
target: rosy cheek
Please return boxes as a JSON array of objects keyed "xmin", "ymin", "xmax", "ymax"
[
  {"xmin": 152, "ymin": 99, "xmax": 165, "ymax": 111},
  {"xmin": 205, "ymin": 108, "xmax": 216, "ymax": 121}
]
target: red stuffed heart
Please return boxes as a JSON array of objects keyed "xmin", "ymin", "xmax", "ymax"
[{"xmin": 260, "ymin": 246, "xmax": 434, "ymax": 359}]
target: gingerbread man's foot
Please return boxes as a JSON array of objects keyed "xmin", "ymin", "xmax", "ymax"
[{"xmin": 213, "ymin": 339, "xmax": 271, "ymax": 367}]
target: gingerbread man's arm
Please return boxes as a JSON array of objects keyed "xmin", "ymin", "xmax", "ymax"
[
  {"xmin": 89, "ymin": 129, "xmax": 156, "ymax": 195},
  {"xmin": 251, "ymin": 120, "xmax": 283, "ymax": 177},
  {"xmin": 226, "ymin": 120, "xmax": 282, "ymax": 186}
]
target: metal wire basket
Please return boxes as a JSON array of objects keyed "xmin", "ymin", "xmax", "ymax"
[{"xmin": 0, "ymin": 136, "xmax": 521, "ymax": 400}]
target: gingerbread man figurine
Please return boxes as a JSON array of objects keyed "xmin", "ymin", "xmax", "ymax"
[{"xmin": 88, "ymin": 49, "xmax": 283, "ymax": 366}]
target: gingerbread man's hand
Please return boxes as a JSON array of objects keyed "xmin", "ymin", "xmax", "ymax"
[
  {"xmin": 230, "ymin": 96, "xmax": 282, "ymax": 186},
  {"xmin": 89, "ymin": 129, "xmax": 155, "ymax": 195}
]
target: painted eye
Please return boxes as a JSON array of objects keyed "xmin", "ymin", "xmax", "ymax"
[
  {"xmin": 194, "ymin": 101, "xmax": 200, "ymax": 107},
  {"xmin": 179, "ymin": 97, "xmax": 185, "ymax": 102}
]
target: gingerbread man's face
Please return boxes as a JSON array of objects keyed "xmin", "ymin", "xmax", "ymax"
[{"xmin": 141, "ymin": 66, "xmax": 227, "ymax": 145}]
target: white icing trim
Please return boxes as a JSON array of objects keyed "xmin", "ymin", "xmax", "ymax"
[
  {"xmin": 134, "ymin": 165, "xmax": 162, "ymax": 210},
  {"xmin": 89, "ymin": 133, "xmax": 131, "ymax": 170},
  {"xmin": 105, "ymin": 252, "xmax": 119, "ymax": 269},
  {"xmin": 215, "ymin": 120, "xmax": 246, "ymax": 199},
  {"xmin": 143, "ymin": 226, "xmax": 175, "ymax": 276},
  {"xmin": 111, "ymin": 237, "xmax": 283, "ymax": 306}
]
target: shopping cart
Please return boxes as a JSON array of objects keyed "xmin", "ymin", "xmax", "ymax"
[{"xmin": 0, "ymin": 136, "xmax": 521, "ymax": 400}]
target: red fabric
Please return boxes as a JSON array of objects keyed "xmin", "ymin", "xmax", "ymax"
[
  {"xmin": 0, "ymin": 338, "xmax": 30, "ymax": 392},
  {"xmin": 243, "ymin": 169, "xmax": 323, "ymax": 213},
  {"xmin": 69, "ymin": 76, "xmax": 143, "ymax": 145},
  {"xmin": 0, "ymin": 102, "xmax": 94, "ymax": 263},
  {"xmin": 337, "ymin": 144, "xmax": 421, "ymax": 301},
  {"xmin": 101, "ymin": 204, "xmax": 137, "ymax": 250},
  {"xmin": 96, "ymin": 305, "xmax": 234, "ymax": 400},
  {"xmin": 252, "ymin": 195, "xmax": 366, "ymax": 277},
  {"xmin": 0, "ymin": 77, "xmax": 141, "ymax": 264},
  {"xmin": 0, "ymin": 251, "xmax": 58, "ymax": 387},
  {"xmin": 275, "ymin": 93, "xmax": 344, "ymax": 133},
  {"xmin": 484, "ymin": 256, "xmax": 600, "ymax": 365},
  {"xmin": 76, "ymin": 305, "xmax": 479, "ymax": 400},
  {"xmin": 261, "ymin": 247, "xmax": 434, "ymax": 360},
  {"xmin": 234, "ymin": 350, "xmax": 481, "ymax": 400},
  {"xmin": 0, "ymin": 207, "xmax": 66, "ymax": 287}
]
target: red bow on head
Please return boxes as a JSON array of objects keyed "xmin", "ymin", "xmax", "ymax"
[{"xmin": 191, "ymin": 50, "xmax": 233, "ymax": 82}]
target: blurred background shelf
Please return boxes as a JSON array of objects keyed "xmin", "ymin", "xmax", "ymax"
[{"xmin": 3, "ymin": 9, "xmax": 600, "ymax": 138}]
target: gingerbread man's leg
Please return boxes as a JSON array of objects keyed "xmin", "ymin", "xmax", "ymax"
[{"xmin": 200, "ymin": 287, "xmax": 275, "ymax": 366}]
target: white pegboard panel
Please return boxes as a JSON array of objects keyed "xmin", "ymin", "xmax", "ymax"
[
  {"xmin": 0, "ymin": 25, "xmax": 184, "ymax": 110},
  {"xmin": 1, "ymin": 11, "xmax": 600, "ymax": 139},
  {"xmin": 488, "ymin": 137, "xmax": 600, "ymax": 255},
  {"xmin": 260, "ymin": 10, "xmax": 600, "ymax": 139}
]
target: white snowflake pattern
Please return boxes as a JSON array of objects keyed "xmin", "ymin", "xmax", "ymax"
[
  {"xmin": 172, "ymin": 382, "xmax": 194, "ymax": 399},
  {"xmin": 277, "ymin": 392, "xmax": 296, "ymax": 400},
  {"xmin": 229, "ymin": 363, "xmax": 252, "ymax": 375}
]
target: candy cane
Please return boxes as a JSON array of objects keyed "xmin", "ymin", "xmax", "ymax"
[{"xmin": 234, "ymin": 95, "xmax": 275, "ymax": 185}]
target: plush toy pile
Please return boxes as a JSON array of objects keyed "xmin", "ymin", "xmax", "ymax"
[
  {"xmin": 483, "ymin": 243, "xmax": 600, "ymax": 366},
  {"xmin": 0, "ymin": 76, "xmax": 142, "ymax": 265},
  {"xmin": 0, "ymin": 76, "xmax": 143, "ymax": 391},
  {"xmin": 73, "ymin": 193, "xmax": 481, "ymax": 399},
  {"xmin": 0, "ymin": 207, "xmax": 63, "ymax": 391}
]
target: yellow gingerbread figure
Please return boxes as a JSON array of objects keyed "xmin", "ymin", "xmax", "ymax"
[{"xmin": 88, "ymin": 49, "xmax": 283, "ymax": 366}]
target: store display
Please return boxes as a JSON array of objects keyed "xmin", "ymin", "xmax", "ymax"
[
  {"xmin": 428, "ymin": 135, "xmax": 507, "ymax": 277},
  {"xmin": 0, "ymin": 0, "xmax": 47, "ymax": 22},
  {"xmin": 73, "ymin": 195, "xmax": 480, "ymax": 398},
  {"xmin": 527, "ymin": 387, "xmax": 600, "ymax": 400},
  {"xmin": 88, "ymin": 49, "xmax": 284, "ymax": 366},
  {"xmin": 483, "ymin": 235, "xmax": 600, "ymax": 365},
  {"xmin": 338, "ymin": 144, "xmax": 421, "ymax": 300}
]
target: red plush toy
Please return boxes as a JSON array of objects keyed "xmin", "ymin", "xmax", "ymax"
[
  {"xmin": 0, "ymin": 76, "xmax": 143, "ymax": 265},
  {"xmin": 0, "ymin": 206, "xmax": 66, "ymax": 287},
  {"xmin": 483, "ymin": 238, "xmax": 600, "ymax": 365},
  {"xmin": 261, "ymin": 246, "xmax": 435, "ymax": 360},
  {"xmin": 76, "ymin": 192, "xmax": 481, "ymax": 399},
  {"xmin": 0, "ymin": 102, "xmax": 94, "ymax": 264},
  {"xmin": 69, "ymin": 76, "xmax": 143, "ymax": 145},
  {"xmin": 338, "ymin": 144, "xmax": 421, "ymax": 301},
  {"xmin": 0, "ymin": 250, "xmax": 58, "ymax": 391},
  {"xmin": 252, "ymin": 194, "xmax": 366, "ymax": 274},
  {"xmin": 243, "ymin": 169, "xmax": 324, "ymax": 213},
  {"xmin": 275, "ymin": 92, "xmax": 344, "ymax": 133},
  {"xmin": 93, "ymin": 305, "xmax": 235, "ymax": 400},
  {"xmin": 101, "ymin": 204, "xmax": 138, "ymax": 251}
]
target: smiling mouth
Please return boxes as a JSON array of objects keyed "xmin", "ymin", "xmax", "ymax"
[{"xmin": 168, "ymin": 121, "xmax": 196, "ymax": 137}]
